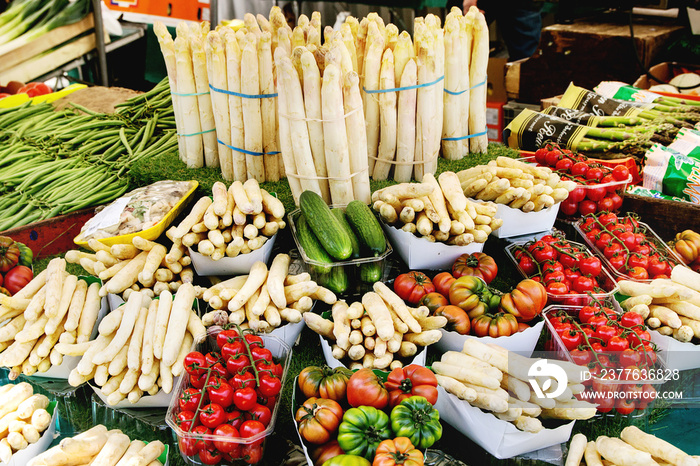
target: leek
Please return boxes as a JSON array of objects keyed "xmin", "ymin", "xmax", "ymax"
[{"xmin": 0, "ymin": 0, "xmax": 90, "ymax": 55}]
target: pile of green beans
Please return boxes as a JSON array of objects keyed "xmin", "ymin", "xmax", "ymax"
[{"xmin": 0, "ymin": 77, "xmax": 178, "ymax": 232}]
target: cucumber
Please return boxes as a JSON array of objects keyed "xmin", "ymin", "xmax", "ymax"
[
  {"xmin": 296, "ymin": 213, "xmax": 347, "ymax": 293},
  {"xmin": 331, "ymin": 208, "xmax": 361, "ymax": 259},
  {"xmin": 345, "ymin": 200, "xmax": 386, "ymax": 256},
  {"xmin": 299, "ymin": 191, "xmax": 353, "ymax": 260},
  {"xmin": 360, "ymin": 262, "xmax": 383, "ymax": 283}
]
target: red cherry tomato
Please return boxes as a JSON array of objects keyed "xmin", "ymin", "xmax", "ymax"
[
  {"xmin": 199, "ymin": 403, "xmax": 226, "ymax": 429},
  {"xmin": 233, "ymin": 387, "xmax": 258, "ymax": 411},
  {"xmin": 183, "ymin": 351, "xmax": 207, "ymax": 376},
  {"xmin": 213, "ymin": 424, "xmax": 242, "ymax": 454}
]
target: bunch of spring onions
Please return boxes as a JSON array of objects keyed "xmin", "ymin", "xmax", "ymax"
[
  {"xmin": 0, "ymin": 79, "xmax": 177, "ymax": 232},
  {"xmin": 442, "ymin": 6, "xmax": 489, "ymax": 161},
  {"xmin": 0, "ymin": 0, "xmax": 90, "ymax": 56},
  {"xmin": 155, "ymin": 13, "xmax": 284, "ymax": 183},
  {"xmin": 275, "ymin": 9, "xmax": 371, "ymax": 206}
]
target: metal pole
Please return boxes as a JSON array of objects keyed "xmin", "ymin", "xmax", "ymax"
[
  {"xmin": 92, "ymin": 0, "xmax": 109, "ymax": 86},
  {"xmin": 210, "ymin": 0, "xmax": 218, "ymax": 27}
]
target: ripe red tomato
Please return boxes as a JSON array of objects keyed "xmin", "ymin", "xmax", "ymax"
[
  {"xmin": 2, "ymin": 265, "xmax": 33, "ymax": 295},
  {"xmin": 545, "ymin": 149, "xmax": 563, "ymax": 166},
  {"xmin": 612, "ymin": 165, "xmax": 630, "ymax": 182},
  {"xmin": 542, "ymin": 261, "xmax": 564, "ymax": 275},
  {"xmin": 534, "ymin": 147, "xmax": 549, "ymax": 164},
  {"xmin": 628, "ymin": 329, "xmax": 651, "ymax": 348},
  {"xmin": 518, "ymin": 256, "xmax": 538, "ymax": 276},
  {"xmin": 257, "ymin": 373, "xmax": 282, "ymax": 398},
  {"xmin": 571, "ymin": 162, "xmax": 589, "ymax": 176},
  {"xmin": 609, "ymin": 192, "xmax": 623, "ymax": 210},
  {"xmin": 233, "ymin": 387, "xmax": 258, "ymax": 411},
  {"xmin": 394, "ymin": 271, "xmax": 435, "ymax": 305},
  {"xmin": 217, "ymin": 329, "xmax": 242, "ymax": 348},
  {"xmin": 179, "ymin": 388, "xmax": 204, "ymax": 412},
  {"xmin": 213, "ymin": 424, "xmax": 242, "ymax": 454},
  {"xmin": 227, "ymin": 353, "xmax": 252, "ymax": 376},
  {"xmin": 560, "ymin": 199, "xmax": 579, "ymax": 216},
  {"xmin": 432, "ymin": 272, "xmax": 455, "ymax": 297},
  {"xmin": 608, "ymin": 254, "xmax": 626, "ymax": 271},
  {"xmin": 586, "ymin": 167, "xmax": 605, "ymax": 181},
  {"xmin": 221, "ymin": 341, "xmax": 246, "ymax": 360},
  {"xmin": 232, "ymin": 371, "xmax": 256, "ymax": 390},
  {"xmin": 241, "ymin": 443, "xmax": 263, "ymax": 464},
  {"xmin": 578, "ymin": 306, "xmax": 598, "ymax": 323},
  {"xmin": 544, "ymin": 270, "xmax": 566, "ymax": 284},
  {"xmin": 346, "ymin": 368, "xmax": 389, "ymax": 409},
  {"xmin": 572, "ymin": 275, "xmax": 596, "ymax": 293},
  {"xmin": 240, "ymin": 420, "xmax": 266, "ymax": 446},
  {"xmin": 198, "ymin": 448, "xmax": 223, "ymax": 465},
  {"xmin": 615, "ymin": 398, "xmax": 636, "ymax": 415},
  {"xmin": 579, "ymin": 256, "xmax": 602, "ymax": 277},
  {"xmin": 207, "ymin": 380, "xmax": 234, "ymax": 409},
  {"xmin": 451, "ymin": 252, "xmax": 498, "ymax": 284},
  {"xmin": 578, "ymin": 200, "xmax": 598, "ymax": 215},
  {"xmin": 199, "ymin": 403, "xmax": 227, "ymax": 429},
  {"xmin": 176, "ymin": 410, "xmax": 198, "ymax": 432},
  {"xmin": 560, "ymin": 329, "xmax": 583, "ymax": 351},
  {"xmin": 546, "ymin": 281, "xmax": 569, "ymax": 295},
  {"xmin": 244, "ymin": 403, "xmax": 272, "ymax": 426},
  {"xmin": 596, "ymin": 196, "xmax": 615, "ymax": 213},
  {"xmin": 627, "ymin": 266, "xmax": 649, "ymax": 281},
  {"xmin": 556, "ymin": 157, "xmax": 573, "ymax": 171},
  {"xmin": 183, "ymin": 352, "xmax": 207, "ymax": 376}
]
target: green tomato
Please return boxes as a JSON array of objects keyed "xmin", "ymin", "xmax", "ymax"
[
  {"xmin": 322, "ymin": 455, "xmax": 372, "ymax": 466},
  {"xmin": 15, "ymin": 242, "xmax": 32, "ymax": 268},
  {"xmin": 337, "ymin": 406, "xmax": 392, "ymax": 460},
  {"xmin": 390, "ymin": 395, "xmax": 443, "ymax": 449}
]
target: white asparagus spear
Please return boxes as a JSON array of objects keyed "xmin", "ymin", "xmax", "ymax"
[
  {"xmin": 459, "ymin": 10, "xmax": 473, "ymax": 156},
  {"xmin": 174, "ymin": 36, "xmax": 203, "ymax": 168},
  {"xmin": 241, "ymin": 33, "xmax": 265, "ymax": 182},
  {"xmin": 442, "ymin": 15, "xmax": 463, "ymax": 160},
  {"xmin": 190, "ymin": 35, "xmax": 219, "ymax": 168},
  {"xmin": 468, "ymin": 6, "xmax": 489, "ymax": 154},
  {"xmin": 426, "ymin": 14, "xmax": 444, "ymax": 174},
  {"xmin": 206, "ymin": 32, "xmax": 233, "ymax": 180},
  {"xmin": 153, "ymin": 22, "xmax": 186, "ymax": 162},
  {"xmin": 342, "ymin": 71, "xmax": 371, "ymax": 204},
  {"xmin": 363, "ymin": 21, "xmax": 384, "ymax": 176},
  {"xmin": 322, "ymin": 63, "xmax": 354, "ymax": 205},
  {"xmin": 274, "ymin": 47, "xmax": 303, "ymax": 204},
  {"xmin": 221, "ymin": 28, "xmax": 247, "ymax": 181},
  {"xmin": 300, "ymin": 48, "xmax": 330, "ymax": 202},
  {"xmin": 277, "ymin": 53, "xmax": 322, "ymax": 197},
  {"xmin": 372, "ymin": 48, "xmax": 397, "ymax": 181},
  {"xmin": 258, "ymin": 31, "xmax": 279, "ymax": 182},
  {"xmin": 395, "ymin": 58, "xmax": 417, "ymax": 183}
]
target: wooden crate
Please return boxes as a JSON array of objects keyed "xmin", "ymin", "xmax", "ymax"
[
  {"xmin": 2, "ymin": 209, "xmax": 93, "ymax": 260},
  {"xmin": 621, "ymin": 194, "xmax": 700, "ymax": 242},
  {"xmin": 0, "ymin": 14, "xmax": 107, "ymax": 83},
  {"xmin": 505, "ymin": 19, "xmax": 683, "ymax": 103}
]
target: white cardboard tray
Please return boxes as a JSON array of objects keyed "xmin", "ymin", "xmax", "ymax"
[
  {"xmin": 434, "ymin": 386, "xmax": 575, "ymax": 459},
  {"xmin": 269, "ymin": 320, "xmax": 305, "ymax": 348},
  {"xmin": 91, "ymin": 381, "xmax": 180, "ymax": 409},
  {"xmin": 649, "ymin": 329, "xmax": 700, "ymax": 371},
  {"xmin": 382, "ymin": 223, "xmax": 485, "ymax": 270},
  {"xmin": 435, "ymin": 320, "xmax": 545, "ymax": 357},
  {"xmin": 6, "ymin": 402, "xmax": 57, "ymax": 466},
  {"xmin": 188, "ymin": 233, "xmax": 277, "ymax": 276},
  {"xmin": 489, "ymin": 202, "xmax": 560, "ymax": 239}
]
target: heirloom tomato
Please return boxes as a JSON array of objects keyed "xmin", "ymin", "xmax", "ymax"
[
  {"xmin": 298, "ymin": 365, "xmax": 353, "ymax": 402},
  {"xmin": 373, "ymin": 437, "xmax": 424, "ymax": 466},
  {"xmin": 337, "ymin": 406, "xmax": 392, "ymax": 460},
  {"xmin": 346, "ymin": 368, "xmax": 389, "ymax": 410},
  {"xmin": 295, "ymin": 397, "xmax": 344, "ymax": 445},
  {"xmin": 394, "ymin": 272, "xmax": 434, "ymax": 305},
  {"xmin": 499, "ymin": 279, "xmax": 547, "ymax": 322},
  {"xmin": 385, "ymin": 364, "xmax": 438, "ymax": 407},
  {"xmin": 451, "ymin": 252, "xmax": 497, "ymax": 284}
]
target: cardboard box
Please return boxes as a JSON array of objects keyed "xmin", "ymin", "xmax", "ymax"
[
  {"xmin": 435, "ymin": 320, "xmax": 545, "ymax": 357},
  {"xmin": 486, "ymin": 101, "xmax": 504, "ymax": 143},
  {"xmin": 487, "ymin": 57, "xmax": 508, "ymax": 103},
  {"xmin": 633, "ymin": 61, "xmax": 700, "ymax": 94},
  {"xmin": 505, "ymin": 21, "xmax": 684, "ymax": 103}
]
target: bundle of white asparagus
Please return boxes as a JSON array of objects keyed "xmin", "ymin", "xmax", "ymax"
[
  {"xmin": 274, "ymin": 15, "xmax": 372, "ymax": 206},
  {"xmin": 442, "ymin": 6, "xmax": 490, "ymax": 160},
  {"xmin": 155, "ymin": 9, "xmax": 289, "ymax": 182}
]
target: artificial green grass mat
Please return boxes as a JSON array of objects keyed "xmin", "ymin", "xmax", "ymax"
[{"xmin": 129, "ymin": 143, "xmax": 521, "ymax": 213}]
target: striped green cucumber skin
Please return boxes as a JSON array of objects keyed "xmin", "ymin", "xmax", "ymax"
[
  {"xmin": 296, "ymin": 213, "xmax": 347, "ymax": 293},
  {"xmin": 345, "ymin": 200, "xmax": 386, "ymax": 256},
  {"xmin": 299, "ymin": 190, "xmax": 353, "ymax": 260},
  {"xmin": 331, "ymin": 208, "xmax": 361, "ymax": 259}
]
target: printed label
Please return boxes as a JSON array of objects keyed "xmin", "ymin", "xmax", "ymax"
[
  {"xmin": 542, "ymin": 106, "xmax": 599, "ymax": 126},
  {"xmin": 504, "ymin": 109, "xmax": 588, "ymax": 151}
]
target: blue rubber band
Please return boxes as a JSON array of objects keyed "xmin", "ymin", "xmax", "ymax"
[
  {"xmin": 171, "ymin": 90, "xmax": 211, "ymax": 97},
  {"xmin": 217, "ymin": 139, "xmax": 281, "ymax": 156},
  {"xmin": 177, "ymin": 128, "xmax": 216, "ymax": 137},
  {"xmin": 442, "ymin": 130, "xmax": 488, "ymax": 142},
  {"xmin": 209, "ymin": 83, "xmax": 278, "ymax": 99},
  {"xmin": 363, "ymin": 75, "xmax": 445, "ymax": 94},
  {"xmin": 444, "ymin": 78, "xmax": 487, "ymax": 96}
]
